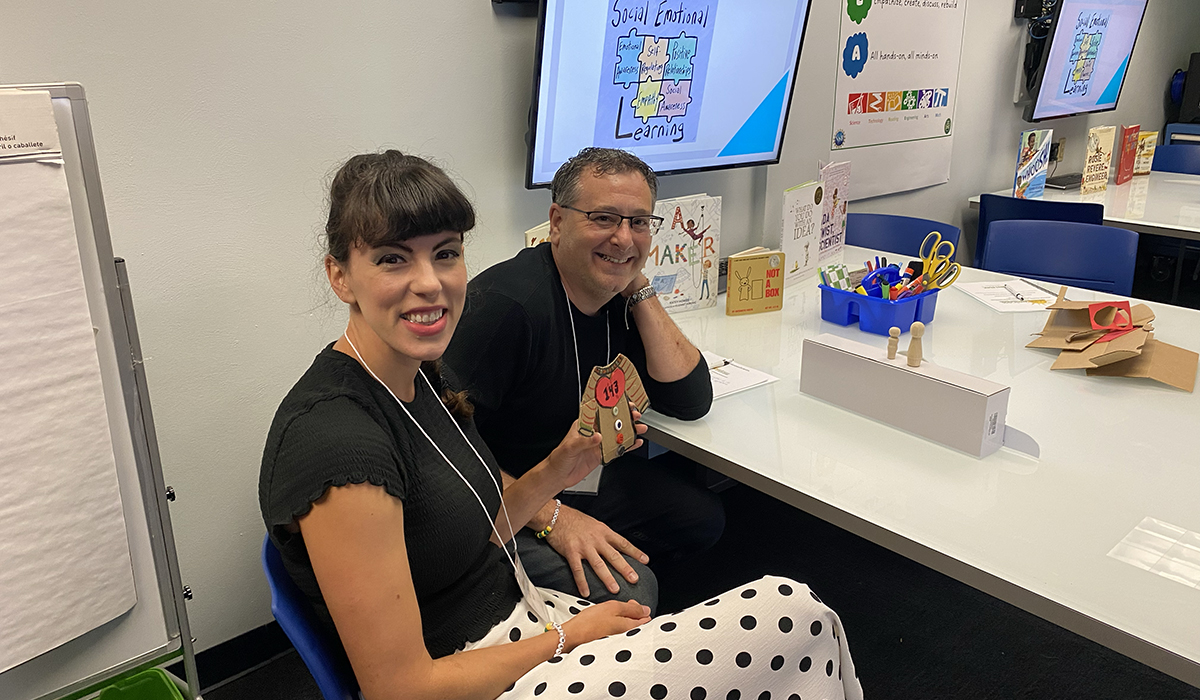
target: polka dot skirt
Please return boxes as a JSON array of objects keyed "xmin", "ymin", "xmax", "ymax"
[{"xmin": 462, "ymin": 575, "xmax": 862, "ymax": 700}]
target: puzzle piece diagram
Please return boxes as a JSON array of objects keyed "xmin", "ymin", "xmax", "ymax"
[{"xmin": 610, "ymin": 30, "xmax": 699, "ymax": 124}]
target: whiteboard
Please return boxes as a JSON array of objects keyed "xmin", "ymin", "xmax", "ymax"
[{"xmin": 0, "ymin": 84, "xmax": 196, "ymax": 700}]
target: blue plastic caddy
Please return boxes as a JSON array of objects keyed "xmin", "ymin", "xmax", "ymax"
[{"xmin": 819, "ymin": 285, "xmax": 939, "ymax": 335}]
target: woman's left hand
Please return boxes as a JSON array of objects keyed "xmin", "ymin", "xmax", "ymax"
[{"xmin": 547, "ymin": 410, "xmax": 647, "ymax": 489}]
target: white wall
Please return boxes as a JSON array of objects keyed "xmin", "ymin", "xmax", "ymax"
[
  {"xmin": 1, "ymin": 0, "xmax": 1196, "ymax": 652},
  {"xmin": 767, "ymin": 0, "xmax": 1200, "ymax": 263}
]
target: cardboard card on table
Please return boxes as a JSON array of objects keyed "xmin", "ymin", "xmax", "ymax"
[
  {"xmin": 1050, "ymin": 327, "xmax": 1151, "ymax": 370},
  {"xmin": 1086, "ymin": 335, "xmax": 1200, "ymax": 392},
  {"xmin": 1027, "ymin": 287, "xmax": 1154, "ymax": 351}
]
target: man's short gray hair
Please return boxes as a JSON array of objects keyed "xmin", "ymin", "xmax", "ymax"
[{"xmin": 551, "ymin": 147, "xmax": 658, "ymax": 207}]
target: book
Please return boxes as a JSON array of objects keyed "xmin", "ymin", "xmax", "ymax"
[
  {"xmin": 818, "ymin": 161, "xmax": 851, "ymax": 267},
  {"xmin": 524, "ymin": 220, "xmax": 551, "ymax": 248},
  {"xmin": 1013, "ymin": 129, "xmax": 1053, "ymax": 199},
  {"xmin": 1080, "ymin": 126, "xmax": 1116, "ymax": 194},
  {"xmin": 1133, "ymin": 130, "xmax": 1159, "ymax": 176},
  {"xmin": 644, "ymin": 194, "xmax": 721, "ymax": 313},
  {"xmin": 725, "ymin": 247, "xmax": 785, "ymax": 316},
  {"xmin": 781, "ymin": 180, "xmax": 823, "ymax": 286},
  {"xmin": 1115, "ymin": 124, "xmax": 1140, "ymax": 185}
]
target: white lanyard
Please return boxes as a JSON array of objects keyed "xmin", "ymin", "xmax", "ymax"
[
  {"xmin": 342, "ymin": 333, "xmax": 551, "ymax": 624},
  {"xmin": 561, "ymin": 281, "xmax": 609, "ymax": 401}
]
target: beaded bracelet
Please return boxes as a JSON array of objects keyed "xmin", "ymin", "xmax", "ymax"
[
  {"xmin": 535, "ymin": 499, "xmax": 561, "ymax": 539},
  {"xmin": 545, "ymin": 621, "xmax": 566, "ymax": 658}
]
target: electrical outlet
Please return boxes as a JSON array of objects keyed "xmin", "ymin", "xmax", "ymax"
[{"xmin": 1056, "ymin": 137, "xmax": 1066, "ymax": 162}]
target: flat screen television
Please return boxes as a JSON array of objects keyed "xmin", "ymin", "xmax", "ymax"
[
  {"xmin": 1025, "ymin": 0, "xmax": 1149, "ymax": 122},
  {"xmin": 526, "ymin": 0, "xmax": 813, "ymax": 188}
]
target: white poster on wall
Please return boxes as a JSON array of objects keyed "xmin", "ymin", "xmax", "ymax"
[{"xmin": 830, "ymin": 0, "xmax": 968, "ymax": 200}]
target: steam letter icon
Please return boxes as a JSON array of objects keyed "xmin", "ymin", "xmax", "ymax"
[{"xmin": 843, "ymin": 33, "xmax": 869, "ymax": 78}]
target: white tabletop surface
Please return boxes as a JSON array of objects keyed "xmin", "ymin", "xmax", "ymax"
[
  {"xmin": 644, "ymin": 246, "xmax": 1200, "ymax": 686},
  {"xmin": 969, "ymin": 171, "xmax": 1200, "ymax": 240}
]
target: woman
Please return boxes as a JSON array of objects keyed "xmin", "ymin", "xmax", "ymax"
[{"xmin": 260, "ymin": 150, "xmax": 862, "ymax": 700}]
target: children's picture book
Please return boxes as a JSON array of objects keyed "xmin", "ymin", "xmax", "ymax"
[
  {"xmin": 726, "ymin": 247, "xmax": 785, "ymax": 316},
  {"xmin": 644, "ymin": 194, "xmax": 721, "ymax": 313},
  {"xmin": 525, "ymin": 220, "xmax": 551, "ymax": 248},
  {"xmin": 1133, "ymin": 130, "xmax": 1159, "ymax": 176},
  {"xmin": 1013, "ymin": 129, "xmax": 1053, "ymax": 199},
  {"xmin": 1080, "ymin": 125, "xmax": 1116, "ymax": 194},
  {"xmin": 1115, "ymin": 124, "xmax": 1140, "ymax": 185},
  {"xmin": 818, "ymin": 161, "xmax": 850, "ymax": 267},
  {"xmin": 781, "ymin": 180, "xmax": 822, "ymax": 286}
]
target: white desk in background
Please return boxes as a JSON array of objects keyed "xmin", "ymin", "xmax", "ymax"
[
  {"xmin": 968, "ymin": 171, "xmax": 1200, "ymax": 241},
  {"xmin": 643, "ymin": 246, "xmax": 1200, "ymax": 688}
]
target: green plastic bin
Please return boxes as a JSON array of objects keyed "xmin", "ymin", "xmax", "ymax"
[{"xmin": 97, "ymin": 669, "xmax": 186, "ymax": 700}]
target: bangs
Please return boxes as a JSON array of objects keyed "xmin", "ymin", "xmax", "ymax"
[{"xmin": 326, "ymin": 151, "xmax": 476, "ymax": 259}]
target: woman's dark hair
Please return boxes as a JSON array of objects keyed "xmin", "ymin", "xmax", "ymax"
[
  {"xmin": 325, "ymin": 150, "xmax": 475, "ymax": 418},
  {"xmin": 325, "ymin": 150, "xmax": 476, "ymax": 262}
]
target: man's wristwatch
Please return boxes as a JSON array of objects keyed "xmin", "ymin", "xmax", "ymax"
[
  {"xmin": 625, "ymin": 285, "xmax": 657, "ymax": 308},
  {"xmin": 624, "ymin": 285, "xmax": 657, "ymax": 329}
]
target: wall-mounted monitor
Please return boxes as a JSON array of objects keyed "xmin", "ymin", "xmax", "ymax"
[
  {"xmin": 1025, "ymin": 0, "xmax": 1149, "ymax": 122},
  {"xmin": 526, "ymin": 0, "xmax": 813, "ymax": 188}
]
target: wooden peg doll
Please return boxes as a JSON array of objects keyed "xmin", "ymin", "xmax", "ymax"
[
  {"xmin": 907, "ymin": 321, "xmax": 925, "ymax": 367},
  {"xmin": 887, "ymin": 327, "xmax": 901, "ymax": 360}
]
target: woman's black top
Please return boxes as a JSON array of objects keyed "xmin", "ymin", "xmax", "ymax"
[{"xmin": 259, "ymin": 345, "xmax": 520, "ymax": 659}]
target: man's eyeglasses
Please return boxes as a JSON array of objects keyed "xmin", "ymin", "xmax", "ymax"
[{"xmin": 561, "ymin": 205, "xmax": 663, "ymax": 234}]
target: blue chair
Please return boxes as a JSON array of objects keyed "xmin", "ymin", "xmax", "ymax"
[
  {"xmin": 1150, "ymin": 144, "xmax": 1200, "ymax": 175},
  {"xmin": 845, "ymin": 213, "xmax": 961, "ymax": 258},
  {"xmin": 262, "ymin": 535, "xmax": 359, "ymax": 700},
  {"xmin": 975, "ymin": 194, "xmax": 1105, "ymax": 268},
  {"xmin": 981, "ymin": 220, "xmax": 1138, "ymax": 296},
  {"xmin": 1164, "ymin": 123, "xmax": 1200, "ymax": 145}
]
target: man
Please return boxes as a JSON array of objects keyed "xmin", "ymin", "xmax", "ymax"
[{"xmin": 445, "ymin": 148, "xmax": 724, "ymax": 611}]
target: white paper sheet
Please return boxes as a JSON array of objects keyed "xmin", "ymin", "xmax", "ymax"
[
  {"xmin": 703, "ymin": 351, "xmax": 779, "ymax": 400},
  {"xmin": 954, "ymin": 279, "xmax": 1058, "ymax": 313},
  {"xmin": 0, "ymin": 158, "xmax": 136, "ymax": 673},
  {"xmin": 0, "ymin": 91, "xmax": 61, "ymax": 159}
]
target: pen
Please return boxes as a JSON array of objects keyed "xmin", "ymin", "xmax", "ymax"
[
  {"xmin": 1019, "ymin": 277, "xmax": 1057, "ymax": 297},
  {"xmin": 708, "ymin": 358, "xmax": 734, "ymax": 370},
  {"xmin": 1003, "ymin": 283, "xmax": 1025, "ymax": 301}
]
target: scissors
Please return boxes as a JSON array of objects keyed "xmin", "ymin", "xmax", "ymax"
[{"xmin": 918, "ymin": 231, "xmax": 961, "ymax": 290}]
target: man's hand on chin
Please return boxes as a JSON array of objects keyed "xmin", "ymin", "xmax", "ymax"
[{"xmin": 622, "ymin": 273, "xmax": 650, "ymax": 298}]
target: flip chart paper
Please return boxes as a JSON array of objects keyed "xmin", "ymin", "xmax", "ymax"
[{"xmin": 0, "ymin": 157, "xmax": 136, "ymax": 673}]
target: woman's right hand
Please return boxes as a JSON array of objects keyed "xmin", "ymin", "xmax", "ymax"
[{"xmin": 560, "ymin": 599, "xmax": 652, "ymax": 652}]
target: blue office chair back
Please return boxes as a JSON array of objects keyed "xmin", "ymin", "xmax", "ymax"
[
  {"xmin": 261, "ymin": 534, "xmax": 360, "ymax": 700},
  {"xmin": 1150, "ymin": 143, "xmax": 1200, "ymax": 175},
  {"xmin": 982, "ymin": 220, "xmax": 1138, "ymax": 296},
  {"xmin": 845, "ymin": 213, "xmax": 962, "ymax": 258},
  {"xmin": 976, "ymin": 193, "xmax": 1105, "ymax": 268}
]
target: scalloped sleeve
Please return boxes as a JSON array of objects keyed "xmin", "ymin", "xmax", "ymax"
[{"xmin": 262, "ymin": 395, "xmax": 407, "ymax": 529}]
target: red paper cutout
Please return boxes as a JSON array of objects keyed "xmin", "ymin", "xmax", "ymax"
[
  {"xmin": 1096, "ymin": 327, "xmax": 1138, "ymax": 343},
  {"xmin": 596, "ymin": 368, "xmax": 626, "ymax": 408},
  {"xmin": 1088, "ymin": 301, "xmax": 1132, "ymax": 330}
]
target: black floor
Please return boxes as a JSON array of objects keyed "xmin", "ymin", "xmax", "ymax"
[{"xmin": 206, "ymin": 485, "xmax": 1200, "ymax": 700}]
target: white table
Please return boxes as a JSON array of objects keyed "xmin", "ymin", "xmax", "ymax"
[
  {"xmin": 968, "ymin": 171, "xmax": 1200, "ymax": 241},
  {"xmin": 644, "ymin": 247, "xmax": 1200, "ymax": 687}
]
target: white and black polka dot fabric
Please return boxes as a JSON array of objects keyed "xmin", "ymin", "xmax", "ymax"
[{"xmin": 462, "ymin": 576, "xmax": 862, "ymax": 700}]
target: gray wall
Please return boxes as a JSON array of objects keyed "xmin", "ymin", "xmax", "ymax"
[{"xmin": 1, "ymin": 1, "xmax": 1196, "ymax": 651}]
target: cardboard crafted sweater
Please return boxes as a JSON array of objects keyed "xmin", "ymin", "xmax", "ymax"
[{"xmin": 577, "ymin": 354, "xmax": 650, "ymax": 463}]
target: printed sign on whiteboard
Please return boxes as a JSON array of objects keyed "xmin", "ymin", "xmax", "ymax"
[
  {"xmin": 0, "ymin": 90, "xmax": 62, "ymax": 159},
  {"xmin": 829, "ymin": 0, "xmax": 967, "ymax": 199}
]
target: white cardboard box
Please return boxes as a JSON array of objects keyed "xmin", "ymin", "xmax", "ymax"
[{"xmin": 800, "ymin": 334, "xmax": 1010, "ymax": 458}]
